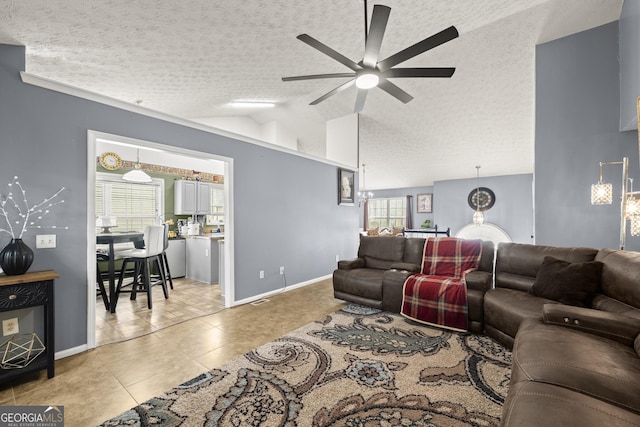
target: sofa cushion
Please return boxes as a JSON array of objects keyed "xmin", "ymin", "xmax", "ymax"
[
  {"xmin": 512, "ymin": 318, "xmax": 640, "ymax": 415},
  {"xmin": 596, "ymin": 249, "xmax": 640, "ymax": 311},
  {"xmin": 501, "ymin": 381, "xmax": 640, "ymax": 427},
  {"xmin": 495, "ymin": 243, "xmax": 598, "ymax": 292},
  {"xmin": 364, "ymin": 256, "xmax": 397, "ymax": 270},
  {"xmin": 403, "ymin": 238, "xmax": 426, "ymax": 265},
  {"xmin": 592, "ymin": 294, "xmax": 640, "ymax": 321},
  {"xmin": 529, "ymin": 256, "xmax": 603, "ymax": 307},
  {"xmin": 484, "ymin": 288, "xmax": 558, "ymax": 342},
  {"xmin": 358, "ymin": 236, "xmax": 405, "ymax": 267},
  {"xmin": 333, "ymin": 268, "xmax": 385, "ymax": 301}
]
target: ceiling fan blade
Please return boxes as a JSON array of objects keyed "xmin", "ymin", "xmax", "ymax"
[
  {"xmin": 297, "ymin": 34, "xmax": 361, "ymax": 71},
  {"xmin": 376, "ymin": 26, "xmax": 459, "ymax": 71},
  {"xmin": 382, "ymin": 67, "xmax": 456, "ymax": 78},
  {"xmin": 377, "ymin": 80, "xmax": 413, "ymax": 104},
  {"xmin": 354, "ymin": 89, "xmax": 368, "ymax": 113},
  {"xmin": 309, "ymin": 79, "xmax": 355, "ymax": 105},
  {"xmin": 362, "ymin": 5, "xmax": 391, "ymax": 68},
  {"xmin": 282, "ymin": 72, "xmax": 355, "ymax": 82}
]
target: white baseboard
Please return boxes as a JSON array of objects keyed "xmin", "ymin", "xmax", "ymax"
[
  {"xmin": 55, "ymin": 344, "xmax": 88, "ymax": 360},
  {"xmin": 232, "ymin": 274, "xmax": 332, "ymax": 307}
]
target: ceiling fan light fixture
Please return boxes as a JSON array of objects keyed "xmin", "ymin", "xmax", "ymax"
[
  {"xmin": 229, "ymin": 101, "xmax": 276, "ymax": 108},
  {"xmin": 355, "ymin": 72, "xmax": 379, "ymax": 89}
]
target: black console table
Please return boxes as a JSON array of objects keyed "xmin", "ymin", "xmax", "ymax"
[
  {"xmin": 403, "ymin": 226, "xmax": 451, "ymax": 237},
  {"xmin": 0, "ymin": 270, "xmax": 57, "ymax": 382}
]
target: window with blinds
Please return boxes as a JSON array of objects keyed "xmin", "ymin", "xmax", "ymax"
[
  {"xmin": 96, "ymin": 173, "xmax": 164, "ymax": 232},
  {"xmin": 208, "ymin": 186, "xmax": 224, "ymax": 225},
  {"xmin": 367, "ymin": 197, "xmax": 406, "ymax": 229}
]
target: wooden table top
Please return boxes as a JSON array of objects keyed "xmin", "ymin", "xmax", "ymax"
[{"xmin": 0, "ymin": 270, "xmax": 59, "ymax": 286}]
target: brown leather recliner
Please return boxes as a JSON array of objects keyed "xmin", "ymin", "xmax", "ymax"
[{"xmin": 333, "ymin": 236, "xmax": 494, "ymax": 333}]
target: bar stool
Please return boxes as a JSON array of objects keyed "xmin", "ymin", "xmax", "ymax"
[
  {"xmin": 115, "ymin": 225, "xmax": 168, "ymax": 309},
  {"xmin": 159, "ymin": 224, "xmax": 174, "ymax": 289}
]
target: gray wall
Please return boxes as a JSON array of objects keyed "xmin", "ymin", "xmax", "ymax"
[
  {"xmin": 433, "ymin": 174, "xmax": 534, "ymax": 243},
  {"xmin": 0, "ymin": 44, "xmax": 359, "ymax": 352},
  {"xmin": 536, "ymin": 21, "xmax": 640, "ymax": 251},
  {"xmin": 366, "ymin": 174, "xmax": 534, "ymax": 244},
  {"xmin": 619, "ymin": 0, "xmax": 640, "ymax": 131}
]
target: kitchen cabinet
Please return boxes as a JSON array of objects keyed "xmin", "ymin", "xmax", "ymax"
[
  {"xmin": 165, "ymin": 239, "xmax": 186, "ymax": 278},
  {"xmin": 185, "ymin": 237, "xmax": 220, "ymax": 284},
  {"xmin": 174, "ymin": 180, "xmax": 212, "ymax": 215}
]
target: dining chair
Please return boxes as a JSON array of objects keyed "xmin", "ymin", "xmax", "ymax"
[
  {"xmin": 96, "ymin": 253, "xmax": 110, "ymax": 311},
  {"xmin": 115, "ymin": 225, "xmax": 169, "ymax": 309}
]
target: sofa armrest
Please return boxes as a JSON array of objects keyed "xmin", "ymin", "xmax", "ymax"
[
  {"xmin": 542, "ymin": 304, "xmax": 640, "ymax": 347},
  {"xmin": 389, "ymin": 262, "xmax": 420, "ymax": 273},
  {"xmin": 337, "ymin": 258, "xmax": 365, "ymax": 270},
  {"xmin": 465, "ymin": 270, "xmax": 493, "ymax": 292}
]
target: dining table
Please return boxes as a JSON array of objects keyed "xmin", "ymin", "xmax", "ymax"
[{"xmin": 96, "ymin": 231, "xmax": 144, "ymax": 313}]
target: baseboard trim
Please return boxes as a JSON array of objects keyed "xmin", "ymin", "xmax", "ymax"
[
  {"xmin": 233, "ymin": 274, "xmax": 332, "ymax": 307},
  {"xmin": 55, "ymin": 344, "xmax": 88, "ymax": 360}
]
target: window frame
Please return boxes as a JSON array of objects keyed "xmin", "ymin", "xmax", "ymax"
[
  {"xmin": 367, "ymin": 196, "xmax": 406, "ymax": 229},
  {"xmin": 96, "ymin": 172, "xmax": 164, "ymax": 232}
]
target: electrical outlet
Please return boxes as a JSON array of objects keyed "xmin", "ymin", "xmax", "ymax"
[
  {"xmin": 336, "ymin": 254, "xmax": 340, "ymax": 262},
  {"xmin": 2, "ymin": 318, "xmax": 18, "ymax": 336},
  {"xmin": 36, "ymin": 234, "xmax": 56, "ymax": 249},
  {"xmin": 280, "ymin": 266, "xmax": 285, "ymax": 275},
  {"xmin": 259, "ymin": 270, "xmax": 264, "ymax": 279}
]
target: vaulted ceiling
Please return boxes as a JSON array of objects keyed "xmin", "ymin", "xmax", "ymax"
[{"xmin": 0, "ymin": 0, "xmax": 623, "ymax": 188}]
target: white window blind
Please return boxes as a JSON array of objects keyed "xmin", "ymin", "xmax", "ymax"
[
  {"xmin": 368, "ymin": 197, "xmax": 406, "ymax": 229},
  {"xmin": 208, "ymin": 185, "xmax": 224, "ymax": 225},
  {"xmin": 96, "ymin": 173, "xmax": 164, "ymax": 232}
]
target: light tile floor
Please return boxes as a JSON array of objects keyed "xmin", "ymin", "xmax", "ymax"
[
  {"xmin": 96, "ymin": 277, "xmax": 226, "ymax": 346},
  {"xmin": 0, "ymin": 279, "xmax": 344, "ymax": 426}
]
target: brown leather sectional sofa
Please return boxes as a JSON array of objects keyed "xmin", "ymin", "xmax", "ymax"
[
  {"xmin": 333, "ymin": 237, "xmax": 640, "ymax": 426},
  {"xmin": 332, "ymin": 235, "xmax": 494, "ymax": 333},
  {"xmin": 487, "ymin": 243, "xmax": 640, "ymax": 426}
]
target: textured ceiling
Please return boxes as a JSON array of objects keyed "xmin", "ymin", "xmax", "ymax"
[{"xmin": 0, "ymin": 0, "xmax": 623, "ymax": 189}]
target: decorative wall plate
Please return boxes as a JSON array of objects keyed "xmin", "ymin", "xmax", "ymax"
[{"xmin": 99, "ymin": 152, "xmax": 122, "ymax": 170}]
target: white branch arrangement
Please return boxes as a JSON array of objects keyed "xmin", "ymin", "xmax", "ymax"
[{"xmin": 0, "ymin": 176, "xmax": 68, "ymax": 239}]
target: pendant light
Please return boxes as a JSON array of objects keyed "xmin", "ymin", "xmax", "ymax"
[
  {"xmin": 473, "ymin": 165, "xmax": 484, "ymax": 225},
  {"xmin": 358, "ymin": 163, "xmax": 373, "ymax": 206},
  {"xmin": 122, "ymin": 149, "xmax": 152, "ymax": 183}
]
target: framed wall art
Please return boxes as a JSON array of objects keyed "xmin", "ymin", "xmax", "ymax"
[
  {"xmin": 417, "ymin": 193, "xmax": 433, "ymax": 213},
  {"xmin": 338, "ymin": 168, "xmax": 355, "ymax": 205}
]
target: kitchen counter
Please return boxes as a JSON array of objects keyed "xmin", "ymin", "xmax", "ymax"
[
  {"xmin": 182, "ymin": 233, "xmax": 224, "ymax": 240},
  {"xmin": 185, "ymin": 236, "xmax": 223, "ymax": 284}
]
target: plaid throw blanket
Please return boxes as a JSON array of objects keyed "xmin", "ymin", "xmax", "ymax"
[{"xmin": 401, "ymin": 237, "xmax": 483, "ymax": 331}]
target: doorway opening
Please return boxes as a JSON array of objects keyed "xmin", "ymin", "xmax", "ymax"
[{"xmin": 86, "ymin": 130, "xmax": 234, "ymax": 348}]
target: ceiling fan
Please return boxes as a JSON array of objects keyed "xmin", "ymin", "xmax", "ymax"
[{"xmin": 282, "ymin": 1, "xmax": 459, "ymax": 113}]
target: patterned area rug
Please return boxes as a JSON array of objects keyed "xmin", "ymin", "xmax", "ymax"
[{"xmin": 98, "ymin": 304, "xmax": 512, "ymax": 426}]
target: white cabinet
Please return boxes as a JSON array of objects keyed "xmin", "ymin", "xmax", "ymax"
[
  {"xmin": 185, "ymin": 237, "xmax": 220, "ymax": 284},
  {"xmin": 174, "ymin": 180, "xmax": 212, "ymax": 215}
]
